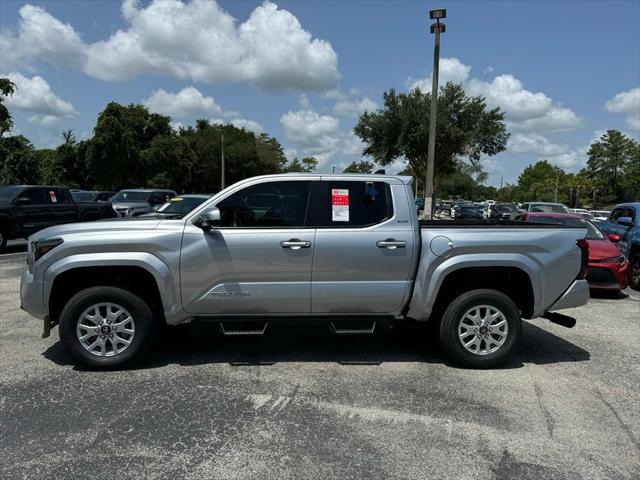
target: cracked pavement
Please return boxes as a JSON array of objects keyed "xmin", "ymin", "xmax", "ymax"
[{"xmin": 1, "ymin": 248, "xmax": 639, "ymax": 479}]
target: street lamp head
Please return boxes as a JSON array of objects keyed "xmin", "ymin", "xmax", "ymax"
[
  {"xmin": 429, "ymin": 9, "xmax": 446, "ymax": 20},
  {"xmin": 430, "ymin": 22, "xmax": 446, "ymax": 34}
]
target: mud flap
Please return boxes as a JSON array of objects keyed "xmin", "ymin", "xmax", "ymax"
[{"xmin": 42, "ymin": 315, "xmax": 58, "ymax": 339}]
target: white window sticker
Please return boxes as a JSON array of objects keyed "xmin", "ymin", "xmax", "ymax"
[
  {"xmin": 49, "ymin": 191, "xmax": 57, "ymax": 203},
  {"xmin": 331, "ymin": 188, "xmax": 349, "ymax": 222}
]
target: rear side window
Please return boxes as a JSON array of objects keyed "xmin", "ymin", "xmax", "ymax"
[{"xmin": 318, "ymin": 181, "xmax": 393, "ymax": 227}]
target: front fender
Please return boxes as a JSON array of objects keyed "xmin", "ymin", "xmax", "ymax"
[
  {"xmin": 407, "ymin": 253, "xmax": 542, "ymax": 321},
  {"xmin": 43, "ymin": 252, "xmax": 179, "ymax": 319}
]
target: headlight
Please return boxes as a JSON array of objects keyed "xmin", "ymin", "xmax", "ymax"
[
  {"xmin": 34, "ymin": 238, "xmax": 63, "ymax": 261},
  {"xmin": 598, "ymin": 255, "xmax": 625, "ymax": 264}
]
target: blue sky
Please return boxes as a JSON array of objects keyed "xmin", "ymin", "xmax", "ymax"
[{"xmin": 1, "ymin": 0, "xmax": 639, "ymax": 186}]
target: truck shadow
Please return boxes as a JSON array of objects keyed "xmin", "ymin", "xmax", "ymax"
[{"xmin": 42, "ymin": 319, "xmax": 590, "ymax": 370}]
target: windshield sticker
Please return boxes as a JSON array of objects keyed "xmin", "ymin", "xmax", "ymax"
[
  {"xmin": 331, "ymin": 189, "xmax": 349, "ymax": 222},
  {"xmin": 49, "ymin": 191, "xmax": 57, "ymax": 203}
]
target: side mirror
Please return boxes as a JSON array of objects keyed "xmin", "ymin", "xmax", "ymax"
[
  {"xmin": 198, "ymin": 207, "xmax": 221, "ymax": 231},
  {"xmin": 617, "ymin": 216, "xmax": 633, "ymax": 227},
  {"xmin": 607, "ymin": 233, "xmax": 620, "ymax": 243}
]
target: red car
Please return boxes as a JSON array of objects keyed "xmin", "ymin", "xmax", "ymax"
[{"xmin": 520, "ymin": 212, "xmax": 630, "ymax": 291}]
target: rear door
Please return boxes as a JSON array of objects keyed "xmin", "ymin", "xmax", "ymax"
[
  {"xmin": 45, "ymin": 188, "xmax": 77, "ymax": 225},
  {"xmin": 181, "ymin": 179, "xmax": 316, "ymax": 314},
  {"xmin": 311, "ymin": 179, "xmax": 417, "ymax": 314}
]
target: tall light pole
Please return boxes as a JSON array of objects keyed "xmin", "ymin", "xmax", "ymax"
[
  {"xmin": 424, "ymin": 8, "xmax": 446, "ymax": 220},
  {"xmin": 218, "ymin": 125, "xmax": 225, "ymax": 190}
]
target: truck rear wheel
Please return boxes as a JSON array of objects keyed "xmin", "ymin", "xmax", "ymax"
[
  {"xmin": 59, "ymin": 286, "xmax": 155, "ymax": 368},
  {"xmin": 439, "ymin": 289, "xmax": 521, "ymax": 368}
]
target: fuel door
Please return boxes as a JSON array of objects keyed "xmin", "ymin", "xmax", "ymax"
[{"xmin": 430, "ymin": 235, "xmax": 453, "ymax": 257}]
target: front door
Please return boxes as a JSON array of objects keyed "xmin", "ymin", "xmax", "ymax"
[
  {"xmin": 311, "ymin": 179, "xmax": 417, "ymax": 314},
  {"xmin": 181, "ymin": 179, "xmax": 316, "ymax": 315},
  {"xmin": 14, "ymin": 188, "xmax": 49, "ymax": 236},
  {"xmin": 45, "ymin": 188, "xmax": 77, "ymax": 226}
]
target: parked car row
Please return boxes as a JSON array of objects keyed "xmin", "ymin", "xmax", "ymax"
[{"xmin": 0, "ymin": 184, "xmax": 212, "ymax": 251}]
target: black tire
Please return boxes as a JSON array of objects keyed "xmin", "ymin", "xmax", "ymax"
[
  {"xmin": 630, "ymin": 255, "xmax": 640, "ymax": 292},
  {"xmin": 59, "ymin": 286, "xmax": 155, "ymax": 368},
  {"xmin": 439, "ymin": 289, "xmax": 522, "ymax": 368},
  {"xmin": 0, "ymin": 227, "xmax": 7, "ymax": 252}
]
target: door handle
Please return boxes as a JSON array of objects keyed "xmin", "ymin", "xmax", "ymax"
[
  {"xmin": 376, "ymin": 239, "xmax": 406, "ymax": 249},
  {"xmin": 280, "ymin": 239, "xmax": 311, "ymax": 250}
]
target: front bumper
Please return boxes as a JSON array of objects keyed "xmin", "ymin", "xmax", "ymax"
[
  {"xmin": 20, "ymin": 270, "xmax": 47, "ymax": 320},
  {"xmin": 548, "ymin": 279, "xmax": 590, "ymax": 312},
  {"xmin": 586, "ymin": 260, "xmax": 629, "ymax": 291}
]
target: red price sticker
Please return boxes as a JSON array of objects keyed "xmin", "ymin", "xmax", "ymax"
[
  {"xmin": 48, "ymin": 191, "xmax": 57, "ymax": 203},
  {"xmin": 331, "ymin": 189, "xmax": 349, "ymax": 221}
]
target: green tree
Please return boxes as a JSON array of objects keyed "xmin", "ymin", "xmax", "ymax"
[
  {"xmin": 354, "ymin": 83, "xmax": 509, "ymax": 190},
  {"xmin": 343, "ymin": 160, "xmax": 375, "ymax": 173},
  {"xmin": 0, "ymin": 135, "xmax": 39, "ymax": 184},
  {"xmin": 283, "ymin": 156, "xmax": 318, "ymax": 172},
  {"xmin": 517, "ymin": 160, "xmax": 565, "ymax": 202},
  {"xmin": 586, "ymin": 130, "xmax": 639, "ymax": 203},
  {"xmin": 0, "ymin": 77, "xmax": 16, "ymax": 136}
]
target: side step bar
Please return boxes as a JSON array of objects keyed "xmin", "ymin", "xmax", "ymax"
[
  {"xmin": 219, "ymin": 321, "xmax": 269, "ymax": 336},
  {"xmin": 329, "ymin": 320, "xmax": 376, "ymax": 335},
  {"xmin": 541, "ymin": 312, "xmax": 576, "ymax": 329}
]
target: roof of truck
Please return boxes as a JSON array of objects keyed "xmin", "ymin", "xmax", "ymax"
[{"xmin": 279, "ymin": 172, "xmax": 413, "ymax": 185}]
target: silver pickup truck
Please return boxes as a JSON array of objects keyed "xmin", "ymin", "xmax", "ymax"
[{"xmin": 20, "ymin": 174, "xmax": 590, "ymax": 368}]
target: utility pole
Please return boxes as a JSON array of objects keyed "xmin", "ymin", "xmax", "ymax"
[
  {"xmin": 554, "ymin": 168, "xmax": 559, "ymax": 203},
  {"xmin": 424, "ymin": 8, "xmax": 446, "ymax": 220},
  {"xmin": 219, "ymin": 125, "xmax": 225, "ymax": 191}
]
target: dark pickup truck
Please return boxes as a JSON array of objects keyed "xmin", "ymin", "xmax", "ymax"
[{"xmin": 0, "ymin": 185, "xmax": 117, "ymax": 251}]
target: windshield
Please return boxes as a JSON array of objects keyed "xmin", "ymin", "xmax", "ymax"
[
  {"xmin": 0, "ymin": 186, "xmax": 23, "ymax": 202},
  {"xmin": 531, "ymin": 203, "xmax": 568, "ymax": 213},
  {"xmin": 495, "ymin": 204, "xmax": 515, "ymax": 212},
  {"xmin": 529, "ymin": 215, "xmax": 604, "ymax": 240},
  {"xmin": 71, "ymin": 191, "xmax": 95, "ymax": 202},
  {"xmin": 157, "ymin": 196, "xmax": 208, "ymax": 216},
  {"xmin": 111, "ymin": 191, "xmax": 151, "ymax": 203}
]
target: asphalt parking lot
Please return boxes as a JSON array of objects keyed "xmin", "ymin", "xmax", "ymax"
[{"xmin": 1, "ymin": 247, "xmax": 639, "ymax": 480}]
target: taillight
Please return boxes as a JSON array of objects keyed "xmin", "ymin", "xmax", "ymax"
[{"xmin": 576, "ymin": 239, "xmax": 589, "ymax": 279}]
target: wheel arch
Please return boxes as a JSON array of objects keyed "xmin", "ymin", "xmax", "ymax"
[
  {"xmin": 407, "ymin": 255, "xmax": 540, "ymax": 321},
  {"xmin": 45, "ymin": 253, "xmax": 179, "ymax": 325}
]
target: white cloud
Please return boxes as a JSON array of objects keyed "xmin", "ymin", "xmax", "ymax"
[
  {"xmin": 508, "ymin": 133, "xmax": 568, "ymax": 156},
  {"xmin": 280, "ymin": 109, "xmax": 341, "ymax": 165},
  {"xmin": 605, "ymin": 87, "xmax": 640, "ymax": 130},
  {"xmin": 3, "ymin": 1, "xmax": 339, "ymax": 92},
  {"xmin": 229, "ymin": 118, "xmax": 263, "ymax": 134},
  {"xmin": 0, "ymin": 4, "xmax": 87, "ymax": 71},
  {"xmin": 409, "ymin": 58, "xmax": 471, "ymax": 91},
  {"xmin": 333, "ymin": 96, "xmax": 377, "ymax": 117},
  {"xmin": 144, "ymin": 87, "xmax": 223, "ymax": 118},
  {"xmin": 341, "ymin": 132, "xmax": 365, "ymax": 156},
  {"xmin": 208, "ymin": 117, "xmax": 263, "ymax": 134},
  {"xmin": 1, "ymin": 72, "xmax": 78, "ymax": 125},
  {"xmin": 483, "ymin": 66, "xmax": 494, "ymax": 75},
  {"xmin": 407, "ymin": 59, "xmax": 582, "ymax": 133}
]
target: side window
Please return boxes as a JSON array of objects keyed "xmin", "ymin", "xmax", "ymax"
[
  {"xmin": 318, "ymin": 181, "xmax": 393, "ymax": 228},
  {"xmin": 610, "ymin": 208, "xmax": 633, "ymax": 223},
  {"xmin": 521, "ymin": 204, "xmax": 529, "ymax": 211},
  {"xmin": 149, "ymin": 193, "xmax": 165, "ymax": 205},
  {"xmin": 217, "ymin": 181, "xmax": 311, "ymax": 228},
  {"xmin": 18, "ymin": 188, "xmax": 46, "ymax": 205}
]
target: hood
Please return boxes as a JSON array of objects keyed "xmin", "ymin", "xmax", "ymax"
[
  {"xmin": 112, "ymin": 202, "xmax": 151, "ymax": 210},
  {"xmin": 587, "ymin": 238, "xmax": 622, "ymax": 261},
  {"xmin": 29, "ymin": 218, "xmax": 161, "ymax": 243}
]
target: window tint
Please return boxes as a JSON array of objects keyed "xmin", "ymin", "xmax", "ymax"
[
  {"xmin": 18, "ymin": 188, "xmax": 46, "ymax": 204},
  {"xmin": 217, "ymin": 181, "xmax": 311, "ymax": 227},
  {"xmin": 611, "ymin": 207, "xmax": 635, "ymax": 222},
  {"xmin": 318, "ymin": 181, "xmax": 393, "ymax": 227}
]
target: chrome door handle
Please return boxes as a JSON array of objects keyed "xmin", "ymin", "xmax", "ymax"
[
  {"xmin": 376, "ymin": 239, "xmax": 406, "ymax": 249},
  {"xmin": 280, "ymin": 239, "xmax": 311, "ymax": 250}
]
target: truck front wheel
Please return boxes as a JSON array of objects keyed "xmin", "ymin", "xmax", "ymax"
[
  {"xmin": 439, "ymin": 289, "xmax": 521, "ymax": 368},
  {"xmin": 59, "ymin": 286, "xmax": 155, "ymax": 368}
]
